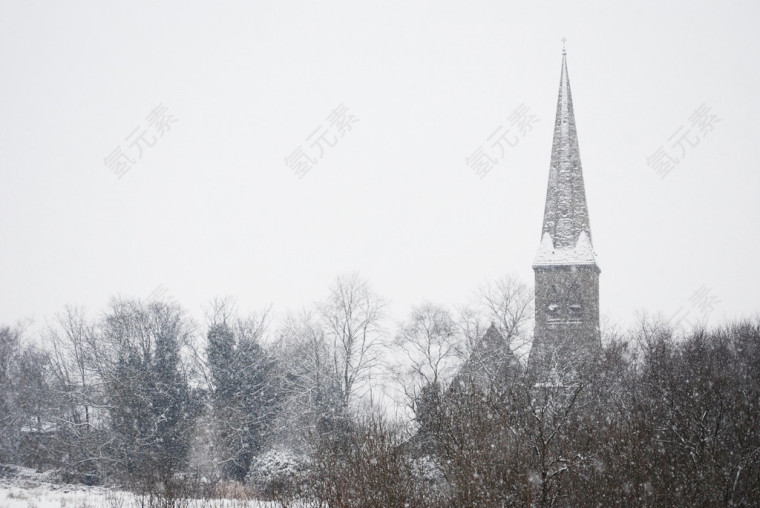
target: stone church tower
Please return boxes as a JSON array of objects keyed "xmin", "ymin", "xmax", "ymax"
[{"xmin": 528, "ymin": 48, "xmax": 601, "ymax": 383}]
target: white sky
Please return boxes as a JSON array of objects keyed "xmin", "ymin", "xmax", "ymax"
[{"xmin": 1, "ymin": 0, "xmax": 758, "ymax": 335}]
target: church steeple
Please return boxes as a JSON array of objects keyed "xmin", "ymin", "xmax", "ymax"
[
  {"xmin": 534, "ymin": 49, "xmax": 597, "ymax": 267},
  {"xmin": 528, "ymin": 46, "xmax": 601, "ymax": 382}
]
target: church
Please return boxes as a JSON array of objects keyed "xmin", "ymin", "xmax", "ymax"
[
  {"xmin": 457, "ymin": 47, "xmax": 602, "ymax": 390},
  {"xmin": 527, "ymin": 46, "xmax": 601, "ymax": 383}
]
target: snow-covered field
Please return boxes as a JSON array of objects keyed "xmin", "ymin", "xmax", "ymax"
[{"xmin": 0, "ymin": 466, "xmax": 280, "ymax": 508}]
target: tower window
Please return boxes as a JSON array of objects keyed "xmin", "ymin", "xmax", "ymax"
[
  {"xmin": 547, "ymin": 285, "xmax": 561, "ymax": 322},
  {"xmin": 547, "ymin": 303, "xmax": 561, "ymax": 322},
  {"xmin": 567, "ymin": 284, "xmax": 582, "ymax": 321}
]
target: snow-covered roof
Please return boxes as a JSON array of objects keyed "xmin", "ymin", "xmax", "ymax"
[{"xmin": 533, "ymin": 230, "xmax": 598, "ymax": 267}]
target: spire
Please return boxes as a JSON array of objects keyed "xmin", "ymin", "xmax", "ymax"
[{"xmin": 535, "ymin": 48, "xmax": 597, "ymax": 267}]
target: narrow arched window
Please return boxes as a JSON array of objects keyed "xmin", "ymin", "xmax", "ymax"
[
  {"xmin": 567, "ymin": 283, "xmax": 582, "ymax": 321},
  {"xmin": 547, "ymin": 284, "xmax": 561, "ymax": 321}
]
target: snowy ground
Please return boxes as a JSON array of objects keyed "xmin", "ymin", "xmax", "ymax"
[{"xmin": 0, "ymin": 465, "xmax": 281, "ymax": 508}]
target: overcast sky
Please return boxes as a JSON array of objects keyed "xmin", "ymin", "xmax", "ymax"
[{"xmin": 1, "ymin": 0, "xmax": 758, "ymax": 336}]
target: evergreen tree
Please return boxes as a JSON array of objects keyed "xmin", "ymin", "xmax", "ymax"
[
  {"xmin": 206, "ymin": 314, "xmax": 280, "ymax": 480},
  {"xmin": 0, "ymin": 326, "xmax": 22, "ymax": 464},
  {"xmin": 95, "ymin": 299, "xmax": 196, "ymax": 489}
]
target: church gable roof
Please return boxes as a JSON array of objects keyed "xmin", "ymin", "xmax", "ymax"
[{"xmin": 454, "ymin": 322, "xmax": 521, "ymax": 390}]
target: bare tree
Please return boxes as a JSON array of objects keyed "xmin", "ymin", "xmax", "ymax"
[
  {"xmin": 42, "ymin": 306, "xmax": 110, "ymax": 481},
  {"xmin": 271, "ymin": 309, "xmax": 338, "ymax": 447},
  {"xmin": 46, "ymin": 306, "xmax": 96, "ymax": 429},
  {"xmin": 268, "ymin": 274, "xmax": 386, "ymax": 448},
  {"xmin": 319, "ymin": 273, "xmax": 386, "ymax": 408},
  {"xmin": 455, "ymin": 305, "xmax": 488, "ymax": 362},
  {"xmin": 524, "ymin": 377, "xmax": 587, "ymax": 507},
  {"xmin": 394, "ymin": 303, "xmax": 462, "ymax": 406},
  {"xmin": 275, "ymin": 309, "xmax": 332, "ymax": 410},
  {"xmin": 478, "ymin": 275, "xmax": 533, "ymax": 354}
]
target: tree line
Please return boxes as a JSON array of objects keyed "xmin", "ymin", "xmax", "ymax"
[{"xmin": 0, "ymin": 273, "xmax": 758, "ymax": 507}]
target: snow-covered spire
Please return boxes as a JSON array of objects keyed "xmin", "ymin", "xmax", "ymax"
[{"xmin": 535, "ymin": 49, "xmax": 597, "ymax": 268}]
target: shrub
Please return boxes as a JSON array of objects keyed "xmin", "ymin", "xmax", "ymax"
[{"xmin": 246, "ymin": 448, "xmax": 311, "ymax": 501}]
